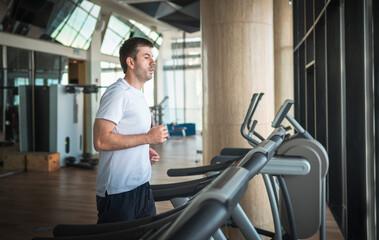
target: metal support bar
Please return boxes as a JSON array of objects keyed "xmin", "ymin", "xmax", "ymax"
[
  {"xmin": 263, "ymin": 173, "xmax": 282, "ymax": 240},
  {"xmin": 230, "ymin": 203, "xmax": 261, "ymax": 240}
]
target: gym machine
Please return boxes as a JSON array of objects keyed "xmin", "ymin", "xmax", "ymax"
[
  {"xmin": 167, "ymin": 93, "xmax": 328, "ymax": 240},
  {"xmin": 19, "ymin": 84, "xmax": 98, "ymax": 168},
  {"xmin": 150, "ymin": 96, "xmax": 168, "ymax": 126},
  {"xmin": 35, "ymin": 93, "xmax": 328, "ymax": 240},
  {"xmin": 37, "ymin": 126, "xmax": 286, "ymax": 240}
]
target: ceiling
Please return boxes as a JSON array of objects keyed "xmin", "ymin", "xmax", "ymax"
[
  {"xmin": 121, "ymin": 0, "xmax": 200, "ymax": 33},
  {"xmin": 0, "ymin": 0, "xmax": 200, "ymax": 42}
]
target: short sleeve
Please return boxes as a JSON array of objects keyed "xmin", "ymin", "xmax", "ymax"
[{"xmin": 96, "ymin": 87, "xmax": 128, "ymax": 125}]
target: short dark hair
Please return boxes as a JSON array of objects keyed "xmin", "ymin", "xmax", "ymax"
[{"xmin": 119, "ymin": 37, "xmax": 153, "ymax": 73}]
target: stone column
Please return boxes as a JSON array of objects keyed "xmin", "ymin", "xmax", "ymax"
[
  {"xmin": 202, "ymin": 0, "xmax": 275, "ymax": 238},
  {"xmin": 274, "ymin": 0, "xmax": 294, "ymax": 112}
]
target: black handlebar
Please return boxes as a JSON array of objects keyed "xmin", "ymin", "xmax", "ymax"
[
  {"xmin": 240, "ymin": 93, "xmax": 264, "ymax": 146},
  {"xmin": 272, "ymin": 99, "xmax": 294, "ymax": 128}
]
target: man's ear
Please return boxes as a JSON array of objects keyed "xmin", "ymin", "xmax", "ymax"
[{"xmin": 126, "ymin": 57, "xmax": 134, "ymax": 69}]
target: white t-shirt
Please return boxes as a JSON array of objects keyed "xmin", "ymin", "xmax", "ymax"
[{"xmin": 95, "ymin": 78, "xmax": 152, "ymax": 197}]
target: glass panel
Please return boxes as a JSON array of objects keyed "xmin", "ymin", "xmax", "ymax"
[
  {"xmin": 34, "ymin": 52, "xmax": 60, "ymax": 70},
  {"xmin": 51, "ymin": 20, "xmax": 65, "ymax": 38},
  {"xmin": 71, "ymin": 34, "xmax": 87, "ymax": 49},
  {"xmin": 14, "ymin": 78, "xmax": 29, "ymax": 86},
  {"xmin": 7, "ymin": 47, "xmax": 29, "ymax": 70},
  {"xmin": 143, "ymin": 76, "xmax": 154, "ymax": 106},
  {"xmin": 129, "ymin": 19, "xmax": 136, "ymax": 25},
  {"xmin": 13, "ymin": 78, "xmax": 29, "ymax": 109},
  {"xmin": 80, "ymin": 0, "xmax": 93, "ymax": 12},
  {"xmin": 50, "ymin": 2, "xmax": 100, "ymax": 50},
  {"xmin": 35, "ymin": 78, "xmax": 44, "ymax": 86},
  {"xmin": 163, "ymin": 71, "xmax": 180, "ymax": 124},
  {"xmin": 152, "ymin": 47, "xmax": 159, "ymax": 61},
  {"xmin": 61, "ymin": 73, "xmax": 69, "ymax": 85},
  {"xmin": 101, "ymin": 62, "xmax": 110, "ymax": 68},
  {"xmin": 7, "ymin": 48, "xmax": 30, "ymax": 143},
  {"xmin": 185, "ymin": 69, "xmax": 202, "ymax": 130},
  {"xmin": 156, "ymin": 36, "xmax": 163, "ymax": 45},
  {"xmin": 83, "ymin": 41, "xmax": 90, "ymax": 50},
  {"xmin": 60, "ymin": 57, "xmax": 68, "ymax": 84},
  {"xmin": 101, "ymin": 29, "xmax": 123, "ymax": 56},
  {"xmin": 56, "ymin": 25, "xmax": 77, "ymax": 45},
  {"xmin": 90, "ymin": 5, "xmax": 101, "ymax": 18},
  {"xmin": 47, "ymin": 79, "xmax": 59, "ymax": 86},
  {"xmin": 80, "ymin": 15, "xmax": 97, "ymax": 39},
  {"xmin": 131, "ymin": 28, "xmax": 147, "ymax": 39},
  {"xmin": 149, "ymin": 31, "xmax": 159, "ymax": 41},
  {"xmin": 13, "ymin": 96, "xmax": 19, "ymax": 106},
  {"xmin": 162, "ymin": 36, "xmax": 202, "ymax": 130},
  {"xmin": 109, "ymin": 15, "xmax": 131, "ymax": 37},
  {"xmin": 34, "ymin": 71, "xmax": 60, "ymax": 85},
  {"xmin": 67, "ymin": 8, "xmax": 87, "ymax": 31},
  {"xmin": 100, "ymin": 61, "xmax": 124, "ymax": 96},
  {"xmin": 35, "ymin": 52, "xmax": 61, "ymax": 86},
  {"xmin": 130, "ymin": 20, "xmax": 151, "ymax": 36},
  {"xmin": 101, "ymin": 15, "xmax": 163, "ymax": 57}
]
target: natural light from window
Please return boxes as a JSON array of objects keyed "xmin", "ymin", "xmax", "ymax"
[
  {"xmin": 101, "ymin": 15, "xmax": 162, "ymax": 59},
  {"xmin": 51, "ymin": 0, "xmax": 101, "ymax": 50}
]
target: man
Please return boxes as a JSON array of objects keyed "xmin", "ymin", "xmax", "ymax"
[{"xmin": 93, "ymin": 37, "xmax": 168, "ymax": 224}]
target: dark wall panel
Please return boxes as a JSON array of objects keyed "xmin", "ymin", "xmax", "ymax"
[
  {"xmin": 306, "ymin": 0, "xmax": 314, "ymax": 32},
  {"xmin": 374, "ymin": 1, "xmax": 379, "ymax": 238},
  {"xmin": 293, "ymin": 0, "xmax": 375, "ymax": 238},
  {"xmin": 306, "ymin": 33, "xmax": 314, "ymax": 64},
  {"xmin": 294, "ymin": 50, "xmax": 300, "ymax": 120},
  {"xmin": 315, "ymin": 0, "xmax": 325, "ymax": 19},
  {"xmin": 298, "ymin": 45, "xmax": 306, "ymax": 127},
  {"xmin": 298, "ymin": 0, "xmax": 305, "ymax": 40},
  {"xmin": 306, "ymin": 68, "xmax": 315, "ymax": 136},
  {"xmin": 326, "ymin": 5, "xmax": 345, "ymax": 235},
  {"xmin": 293, "ymin": 0, "xmax": 299, "ymax": 45},
  {"xmin": 345, "ymin": 0, "xmax": 367, "ymax": 239},
  {"xmin": 315, "ymin": 16, "xmax": 327, "ymax": 148}
]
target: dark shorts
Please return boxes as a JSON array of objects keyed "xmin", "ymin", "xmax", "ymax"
[{"xmin": 96, "ymin": 182, "xmax": 156, "ymax": 224}]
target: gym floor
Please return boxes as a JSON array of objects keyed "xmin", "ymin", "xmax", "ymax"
[{"xmin": 0, "ymin": 135, "xmax": 343, "ymax": 240}]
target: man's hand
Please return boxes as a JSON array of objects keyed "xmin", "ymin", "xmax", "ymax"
[
  {"xmin": 147, "ymin": 125, "xmax": 168, "ymax": 144},
  {"xmin": 149, "ymin": 148, "xmax": 160, "ymax": 165}
]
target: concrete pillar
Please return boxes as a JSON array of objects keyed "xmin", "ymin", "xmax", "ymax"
[
  {"xmin": 274, "ymin": 0, "xmax": 293, "ymax": 112},
  {"xmin": 201, "ymin": 0, "xmax": 275, "ymax": 238},
  {"xmin": 86, "ymin": 23, "xmax": 102, "ymax": 154}
]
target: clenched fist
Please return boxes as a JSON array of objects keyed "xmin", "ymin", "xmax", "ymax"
[{"xmin": 147, "ymin": 125, "xmax": 168, "ymax": 144}]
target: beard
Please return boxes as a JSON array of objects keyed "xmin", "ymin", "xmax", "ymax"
[{"xmin": 135, "ymin": 66, "xmax": 154, "ymax": 81}]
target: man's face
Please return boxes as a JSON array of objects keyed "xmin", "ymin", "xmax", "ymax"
[{"xmin": 133, "ymin": 46, "xmax": 156, "ymax": 82}]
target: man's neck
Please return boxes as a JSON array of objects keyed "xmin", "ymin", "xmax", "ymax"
[{"xmin": 124, "ymin": 74, "xmax": 144, "ymax": 90}]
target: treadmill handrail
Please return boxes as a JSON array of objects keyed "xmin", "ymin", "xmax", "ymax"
[{"xmin": 159, "ymin": 127, "xmax": 285, "ymax": 240}]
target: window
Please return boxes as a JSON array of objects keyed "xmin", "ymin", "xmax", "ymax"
[
  {"xmin": 34, "ymin": 52, "xmax": 67, "ymax": 86},
  {"xmin": 50, "ymin": 0, "xmax": 101, "ymax": 50},
  {"xmin": 101, "ymin": 15, "xmax": 131, "ymax": 56},
  {"xmin": 101, "ymin": 15, "xmax": 163, "ymax": 58},
  {"xmin": 100, "ymin": 61, "xmax": 124, "ymax": 96},
  {"xmin": 162, "ymin": 37, "xmax": 202, "ymax": 130}
]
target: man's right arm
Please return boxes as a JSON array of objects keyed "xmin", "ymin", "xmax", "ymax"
[{"xmin": 93, "ymin": 118, "xmax": 168, "ymax": 152}]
